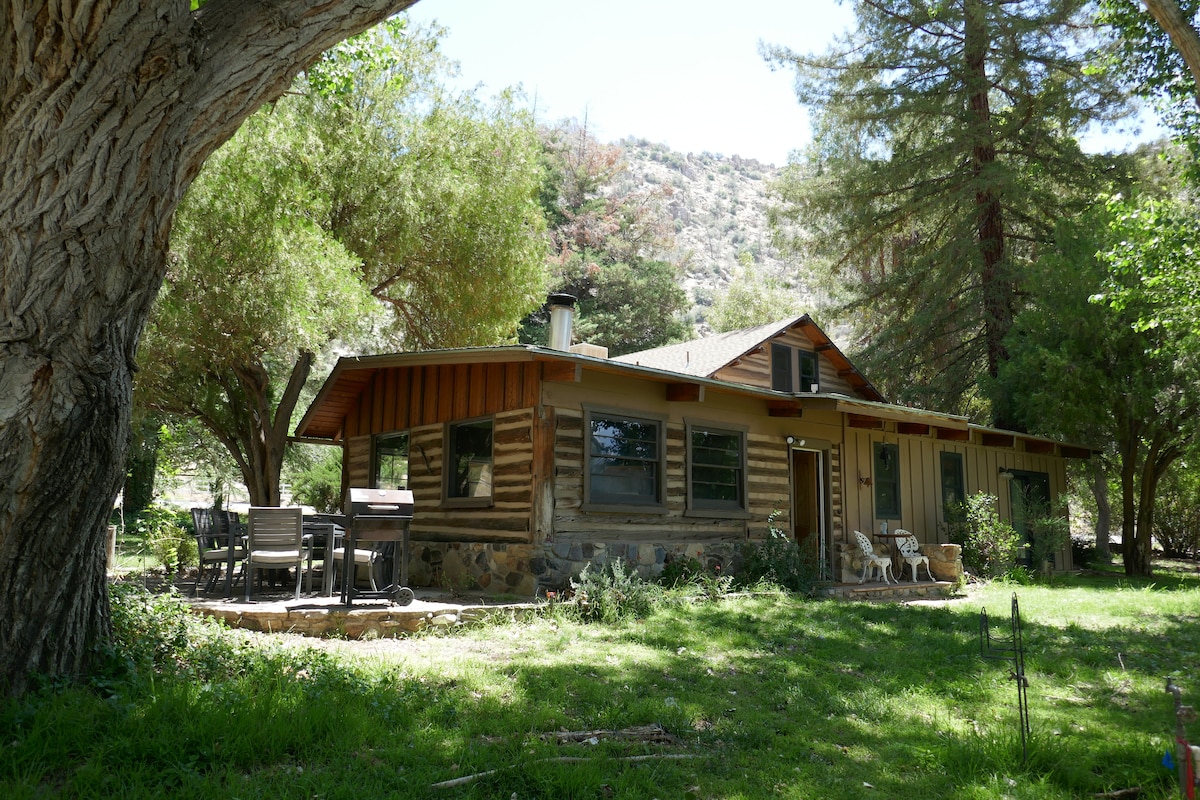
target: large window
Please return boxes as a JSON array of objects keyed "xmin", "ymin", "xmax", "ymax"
[
  {"xmin": 445, "ymin": 418, "xmax": 493, "ymax": 502},
  {"xmin": 771, "ymin": 343, "xmax": 819, "ymax": 393},
  {"xmin": 373, "ymin": 432, "xmax": 410, "ymax": 490},
  {"xmin": 687, "ymin": 424, "xmax": 747, "ymax": 513},
  {"xmin": 586, "ymin": 411, "xmax": 664, "ymax": 509},
  {"xmin": 873, "ymin": 442, "xmax": 901, "ymax": 519}
]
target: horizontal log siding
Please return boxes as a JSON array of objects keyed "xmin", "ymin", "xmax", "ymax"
[
  {"xmin": 841, "ymin": 428, "xmax": 1070, "ymax": 554},
  {"xmin": 342, "ymin": 362, "xmax": 541, "ymax": 437},
  {"xmin": 399, "ymin": 411, "xmax": 534, "ymax": 544},
  {"xmin": 550, "ymin": 409, "xmax": 789, "ymax": 543},
  {"xmin": 710, "ymin": 328, "xmax": 855, "ymax": 395}
]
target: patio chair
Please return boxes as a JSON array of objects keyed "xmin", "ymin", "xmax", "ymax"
[
  {"xmin": 853, "ymin": 530, "xmax": 894, "ymax": 584},
  {"xmin": 330, "ymin": 533, "xmax": 379, "ymax": 595},
  {"xmin": 895, "ymin": 530, "xmax": 935, "ymax": 583},
  {"xmin": 190, "ymin": 508, "xmax": 245, "ymax": 596},
  {"xmin": 243, "ymin": 507, "xmax": 310, "ymax": 601}
]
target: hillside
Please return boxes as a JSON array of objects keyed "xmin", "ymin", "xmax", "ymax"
[{"xmin": 613, "ymin": 138, "xmax": 827, "ymax": 332}]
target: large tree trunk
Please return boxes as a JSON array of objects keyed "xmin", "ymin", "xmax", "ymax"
[
  {"xmin": 1142, "ymin": 0, "xmax": 1200, "ymax": 108},
  {"xmin": 0, "ymin": 0, "xmax": 418, "ymax": 696},
  {"xmin": 964, "ymin": 0, "xmax": 1015, "ymax": 428},
  {"xmin": 1089, "ymin": 458, "xmax": 1112, "ymax": 562},
  {"xmin": 224, "ymin": 352, "xmax": 314, "ymax": 507}
]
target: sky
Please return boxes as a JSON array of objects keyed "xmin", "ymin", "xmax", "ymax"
[
  {"xmin": 404, "ymin": 0, "xmax": 856, "ymax": 166},
  {"xmin": 404, "ymin": 0, "xmax": 1161, "ymax": 165}
]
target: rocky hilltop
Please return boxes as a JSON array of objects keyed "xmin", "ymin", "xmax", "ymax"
[{"xmin": 612, "ymin": 138, "xmax": 824, "ymax": 331}]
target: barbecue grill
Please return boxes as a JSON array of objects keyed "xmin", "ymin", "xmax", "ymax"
[{"xmin": 340, "ymin": 488, "xmax": 415, "ymax": 607}]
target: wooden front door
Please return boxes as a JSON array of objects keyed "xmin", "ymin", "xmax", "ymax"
[{"xmin": 791, "ymin": 447, "xmax": 827, "ymax": 576}]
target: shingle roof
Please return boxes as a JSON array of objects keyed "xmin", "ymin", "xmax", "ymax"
[{"xmin": 611, "ymin": 316, "xmax": 804, "ymax": 377}]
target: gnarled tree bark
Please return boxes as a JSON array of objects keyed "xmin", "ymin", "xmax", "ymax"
[{"xmin": 0, "ymin": 0, "xmax": 419, "ymax": 696}]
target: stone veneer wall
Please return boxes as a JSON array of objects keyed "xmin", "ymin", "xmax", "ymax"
[
  {"xmin": 834, "ymin": 539, "xmax": 963, "ymax": 583},
  {"xmin": 401, "ymin": 539, "xmax": 745, "ymax": 597}
]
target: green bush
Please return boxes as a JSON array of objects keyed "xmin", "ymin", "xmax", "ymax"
[
  {"xmin": 1152, "ymin": 466, "xmax": 1200, "ymax": 558},
  {"xmin": 288, "ymin": 446, "xmax": 343, "ymax": 513},
  {"xmin": 943, "ymin": 493, "xmax": 1020, "ymax": 579},
  {"xmin": 569, "ymin": 559, "xmax": 661, "ymax": 623},
  {"xmin": 124, "ymin": 504, "xmax": 193, "ymax": 573},
  {"xmin": 1028, "ymin": 510, "xmax": 1071, "ymax": 569},
  {"xmin": 738, "ymin": 512, "xmax": 822, "ymax": 595},
  {"xmin": 659, "ymin": 555, "xmax": 704, "ymax": 588}
]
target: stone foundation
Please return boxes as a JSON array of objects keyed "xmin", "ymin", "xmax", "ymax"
[
  {"xmin": 395, "ymin": 538, "xmax": 961, "ymax": 597},
  {"xmin": 401, "ymin": 540, "xmax": 743, "ymax": 598}
]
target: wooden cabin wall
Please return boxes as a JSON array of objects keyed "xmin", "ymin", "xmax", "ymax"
[
  {"xmin": 710, "ymin": 327, "xmax": 855, "ymax": 395},
  {"xmin": 342, "ymin": 410, "xmax": 534, "ymax": 544},
  {"xmin": 841, "ymin": 427, "xmax": 1070, "ymax": 548},
  {"xmin": 747, "ymin": 431, "xmax": 792, "ymax": 535},
  {"xmin": 549, "ymin": 407, "xmax": 789, "ymax": 544}
]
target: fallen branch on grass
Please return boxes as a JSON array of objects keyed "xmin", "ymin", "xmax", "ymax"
[
  {"xmin": 540, "ymin": 723, "xmax": 679, "ymax": 745},
  {"xmin": 430, "ymin": 753, "xmax": 702, "ymax": 790}
]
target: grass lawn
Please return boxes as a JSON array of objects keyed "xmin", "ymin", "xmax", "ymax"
[{"xmin": 3, "ymin": 565, "xmax": 1199, "ymax": 799}]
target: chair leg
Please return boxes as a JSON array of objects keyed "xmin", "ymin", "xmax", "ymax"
[
  {"xmin": 293, "ymin": 559, "xmax": 303, "ymax": 600},
  {"xmin": 245, "ymin": 561, "xmax": 252, "ymax": 602}
]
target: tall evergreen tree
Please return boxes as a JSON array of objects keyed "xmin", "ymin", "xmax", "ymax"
[{"xmin": 765, "ymin": 0, "xmax": 1128, "ymax": 426}]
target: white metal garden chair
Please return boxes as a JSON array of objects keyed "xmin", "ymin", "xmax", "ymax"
[
  {"xmin": 895, "ymin": 530, "xmax": 935, "ymax": 583},
  {"xmin": 853, "ymin": 530, "xmax": 894, "ymax": 584}
]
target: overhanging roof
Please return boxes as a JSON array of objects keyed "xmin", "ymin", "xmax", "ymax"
[
  {"xmin": 611, "ymin": 315, "xmax": 885, "ymax": 402},
  {"xmin": 294, "ymin": 344, "xmax": 1094, "ymax": 458}
]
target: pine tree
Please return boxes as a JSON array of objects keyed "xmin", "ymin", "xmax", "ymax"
[{"xmin": 766, "ymin": 0, "xmax": 1129, "ymax": 426}]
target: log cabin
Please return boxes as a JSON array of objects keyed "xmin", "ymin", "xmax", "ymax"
[{"xmin": 294, "ymin": 296, "xmax": 1090, "ymax": 595}]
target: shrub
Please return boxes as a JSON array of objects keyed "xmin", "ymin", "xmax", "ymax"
[
  {"xmin": 738, "ymin": 511, "xmax": 822, "ymax": 595},
  {"xmin": 1072, "ymin": 535, "xmax": 1099, "ymax": 568},
  {"xmin": 1152, "ymin": 466, "xmax": 1200, "ymax": 558},
  {"xmin": 1027, "ymin": 510, "xmax": 1071, "ymax": 569},
  {"xmin": 569, "ymin": 559, "xmax": 661, "ymax": 623},
  {"xmin": 288, "ymin": 446, "xmax": 343, "ymax": 514},
  {"xmin": 125, "ymin": 504, "xmax": 193, "ymax": 573},
  {"xmin": 943, "ymin": 493, "xmax": 1020, "ymax": 579},
  {"xmin": 659, "ymin": 556, "xmax": 704, "ymax": 588}
]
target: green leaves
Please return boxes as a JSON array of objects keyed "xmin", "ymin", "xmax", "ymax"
[{"xmin": 766, "ymin": 0, "xmax": 1129, "ymax": 420}]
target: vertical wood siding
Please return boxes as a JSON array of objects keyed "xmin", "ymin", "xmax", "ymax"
[
  {"xmin": 342, "ymin": 362, "xmax": 540, "ymax": 437},
  {"xmin": 841, "ymin": 427, "xmax": 1069, "ymax": 547}
]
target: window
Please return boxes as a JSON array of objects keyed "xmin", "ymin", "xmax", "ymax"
[
  {"xmin": 771, "ymin": 343, "xmax": 792, "ymax": 392},
  {"xmin": 873, "ymin": 442, "xmax": 901, "ymax": 518},
  {"xmin": 373, "ymin": 432, "xmax": 409, "ymax": 490},
  {"xmin": 771, "ymin": 343, "xmax": 819, "ymax": 393},
  {"xmin": 688, "ymin": 424, "xmax": 747, "ymax": 512},
  {"xmin": 586, "ymin": 411, "xmax": 664, "ymax": 509},
  {"xmin": 445, "ymin": 418, "xmax": 493, "ymax": 502},
  {"xmin": 939, "ymin": 451, "xmax": 965, "ymax": 510}
]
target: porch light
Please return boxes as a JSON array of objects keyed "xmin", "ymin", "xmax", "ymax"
[{"xmin": 998, "ymin": 467, "xmax": 1014, "ymax": 480}]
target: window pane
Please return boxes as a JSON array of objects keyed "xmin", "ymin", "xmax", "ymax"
[
  {"xmin": 448, "ymin": 419, "xmax": 493, "ymax": 499},
  {"xmin": 374, "ymin": 432, "xmax": 410, "ymax": 490},
  {"xmin": 690, "ymin": 428, "xmax": 744, "ymax": 510},
  {"xmin": 940, "ymin": 452, "xmax": 965, "ymax": 509},
  {"xmin": 588, "ymin": 414, "xmax": 660, "ymax": 506},
  {"xmin": 771, "ymin": 343, "xmax": 792, "ymax": 392},
  {"xmin": 874, "ymin": 442, "xmax": 901, "ymax": 518},
  {"xmin": 798, "ymin": 350, "xmax": 818, "ymax": 392}
]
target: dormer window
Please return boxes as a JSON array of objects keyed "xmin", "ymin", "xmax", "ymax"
[{"xmin": 770, "ymin": 343, "xmax": 819, "ymax": 393}]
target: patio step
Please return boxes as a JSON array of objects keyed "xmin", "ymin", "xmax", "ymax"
[{"xmin": 818, "ymin": 580, "xmax": 954, "ymax": 601}]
